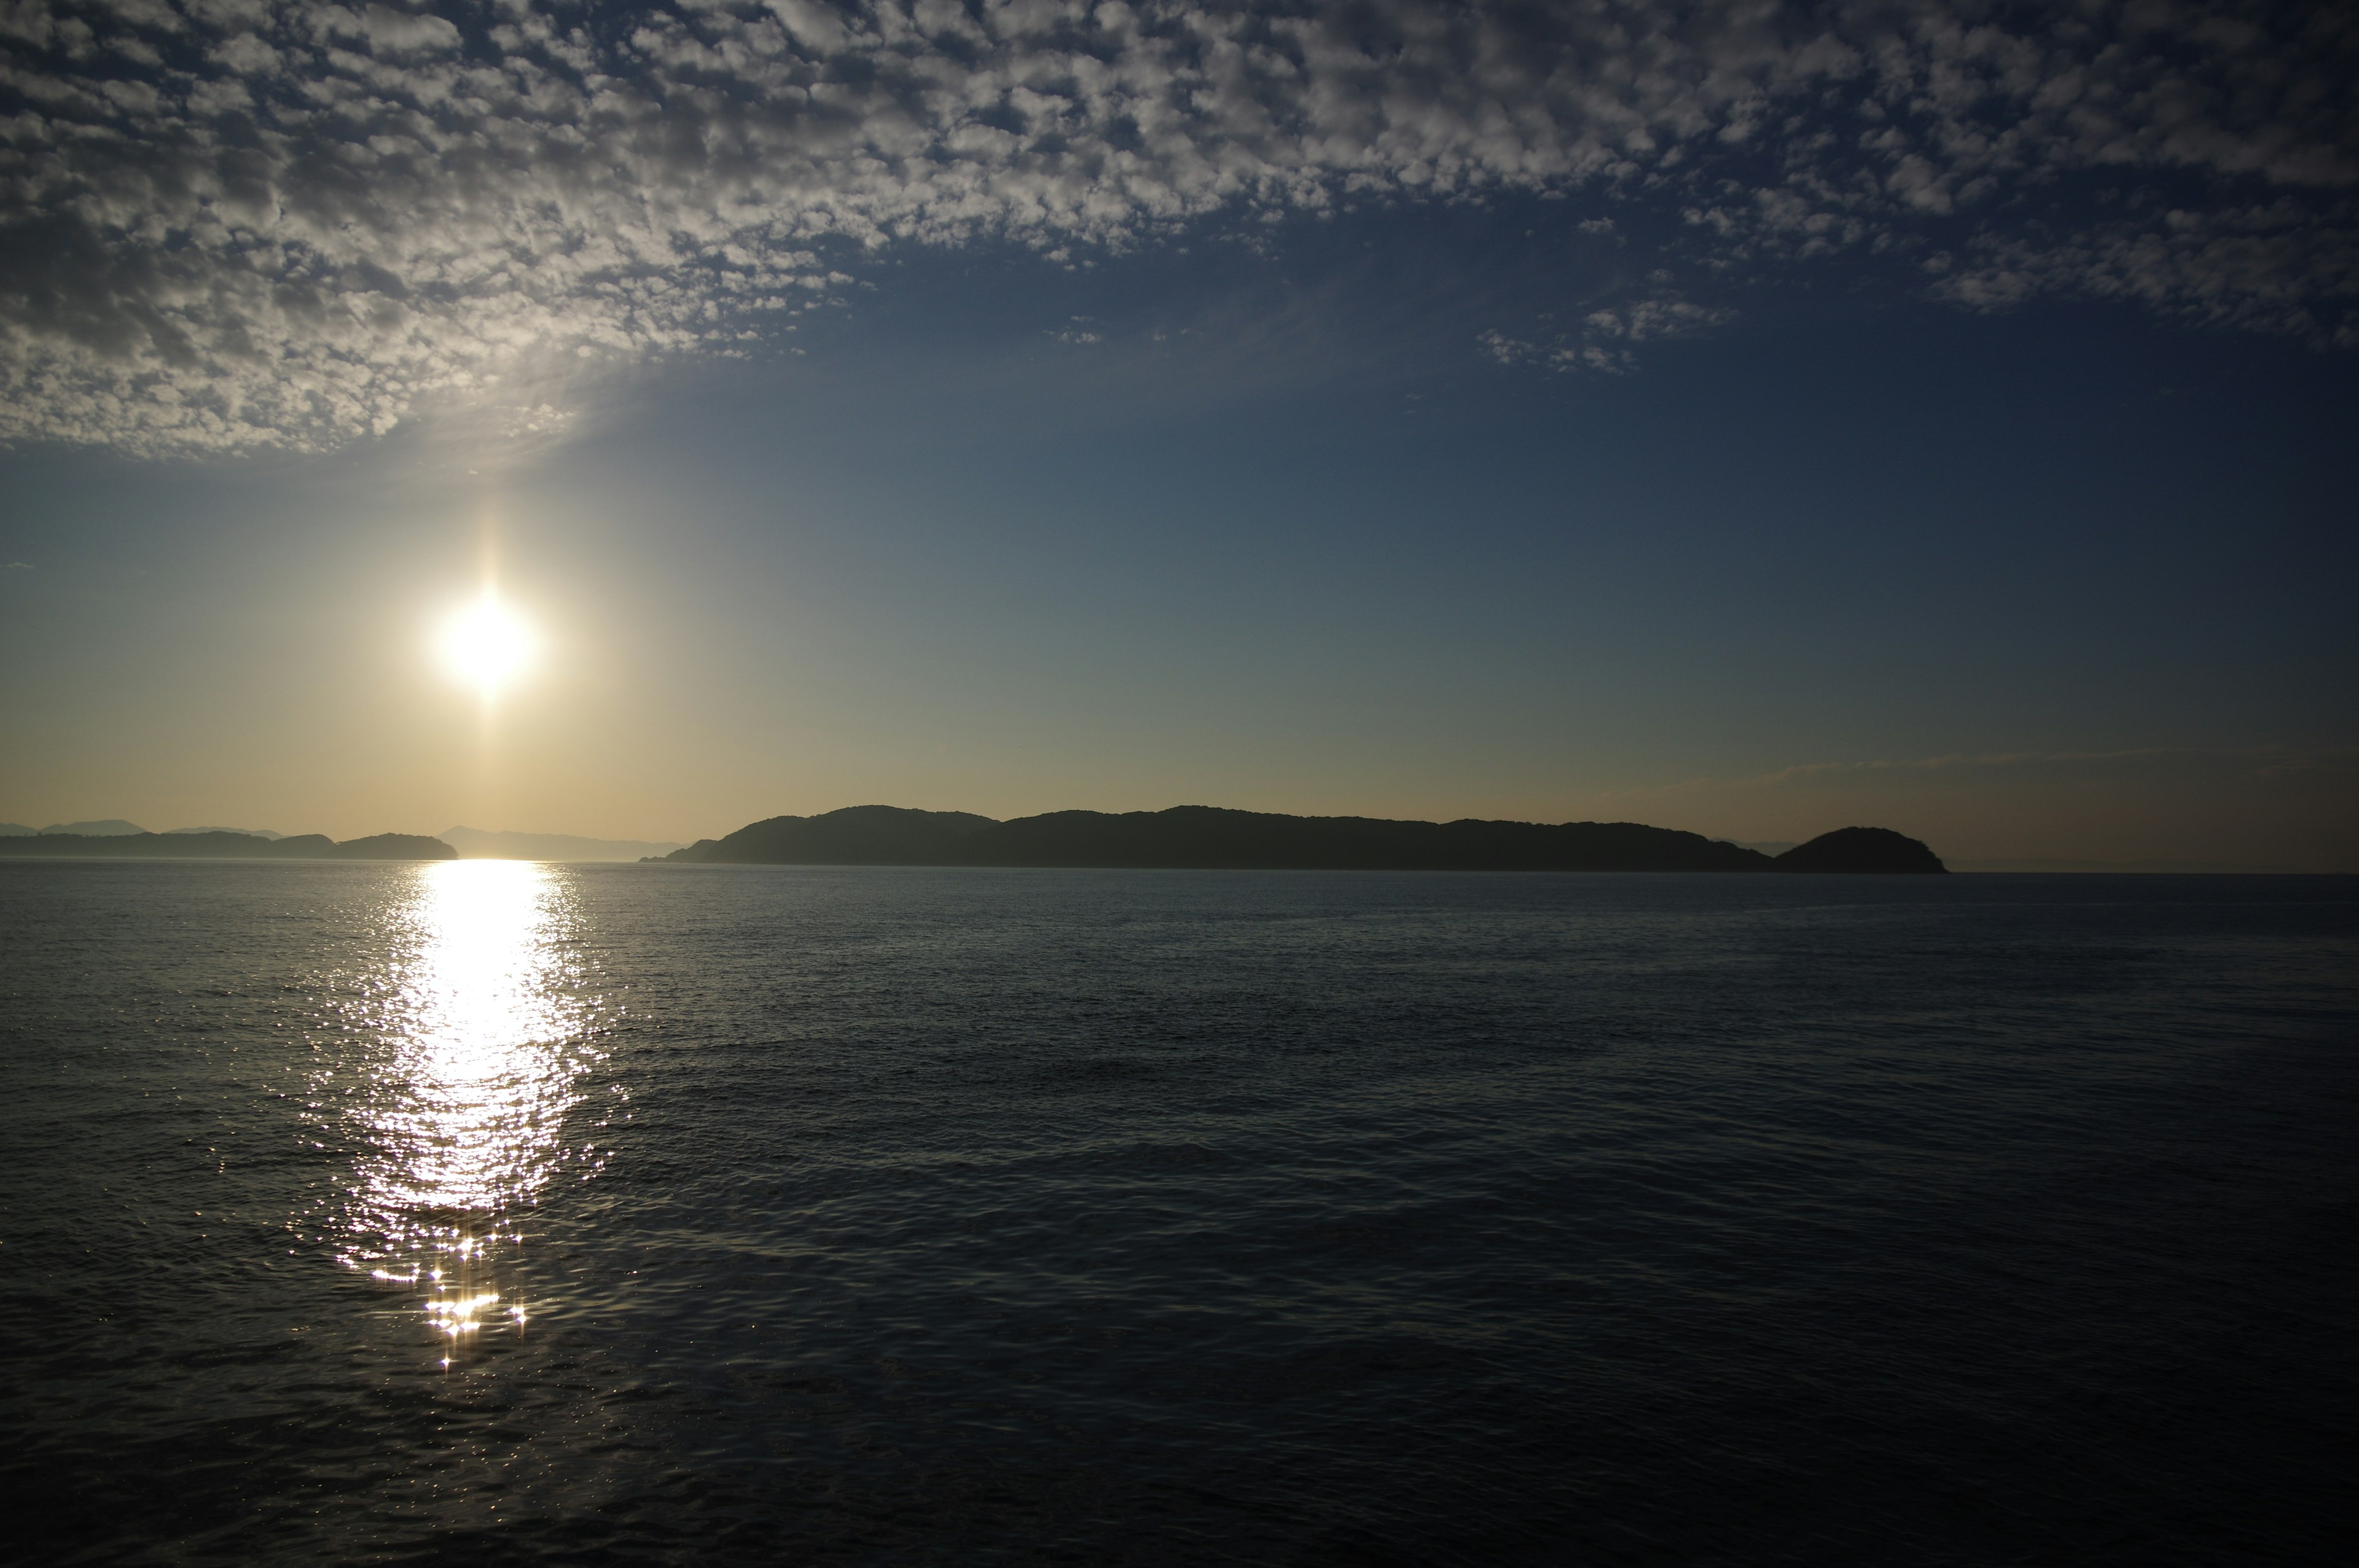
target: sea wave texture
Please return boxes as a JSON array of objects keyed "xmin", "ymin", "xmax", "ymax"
[{"xmin": 1, "ymin": 859, "xmax": 2353, "ymax": 1564}]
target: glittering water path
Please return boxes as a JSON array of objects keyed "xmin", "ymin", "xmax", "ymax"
[
  {"xmin": 320, "ymin": 860, "xmax": 609, "ymax": 1358},
  {"xmin": 2, "ymin": 863, "xmax": 2352, "ymax": 1564}
]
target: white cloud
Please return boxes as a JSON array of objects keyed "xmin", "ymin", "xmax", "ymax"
[{"xmin": 0, "ymin": 0, "xmax": 2351, "ymax": 454}]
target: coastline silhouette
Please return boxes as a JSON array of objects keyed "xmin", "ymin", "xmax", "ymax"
[
  {"xmin": 0, "ymin": 830, "xmax": 456, "ymax": 860},
  {"xmin": 656, "ymin": 806, "xmax": 1947, "ymax": 873},
  {"xmin": 0, "ymin": 810, "xmax": 1949, "ymax": 871}
]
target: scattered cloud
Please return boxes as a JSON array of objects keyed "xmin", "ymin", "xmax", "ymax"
[
  {"xmin": 2, "ymin": 1, "xmax": 2352, "ymax": 453},
  {"xmin": 1481, "ymin": 292, "xmax": 1735, "ymax": 373}
]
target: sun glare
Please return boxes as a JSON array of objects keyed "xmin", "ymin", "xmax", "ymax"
[{"xmin": 439, "ymin": 594, "xmax": 536, "ymax": 699}]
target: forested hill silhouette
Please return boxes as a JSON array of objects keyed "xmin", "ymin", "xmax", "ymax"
[
  {"xmin": 675, "ymin": 805, "xmax": 1000, "ymax": 866},
  {"xmin": 0, "ymin": 831, "xmax": 456, "ymax": 860},
  {"xmin": 662, "ymin": 806, "xmax": 1946, "ymax": 873}
]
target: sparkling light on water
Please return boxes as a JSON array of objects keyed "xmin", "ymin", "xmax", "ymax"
[{"xmin": 329, "ymin": 860, "xmax": 606, "ymax": 1357}]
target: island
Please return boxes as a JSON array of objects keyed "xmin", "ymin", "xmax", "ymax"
[
  {"xmin": 1770, "ymin": 826, "xmax": 1948, "ymax": 873},
  {"xmin": 0, "ymin": 830, "xmax": 457, "ymax": 860},
  {"xmin": 654, "ymin": 805, "xmax": 1946, "ymax": 873}
]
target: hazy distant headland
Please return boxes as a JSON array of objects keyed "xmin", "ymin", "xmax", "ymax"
[
  {"xmin": 657, "ymin": 806, "xmax": 1946, "ymax": 873},
  {"xmin": 0, "ymin": 822, "xmax": 676, "ymax": 863},
  {"xmin": 0, "ymin": 830, "xmax": 455, "ymax": 860},
  {"xmin": 440, "ymin": 826, "xmax": 686, "ymax": 862}
]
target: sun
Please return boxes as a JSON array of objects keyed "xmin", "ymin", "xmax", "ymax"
[{"xmin": 439, "ymin": 594, "xmax": 536, "ymax": 699}]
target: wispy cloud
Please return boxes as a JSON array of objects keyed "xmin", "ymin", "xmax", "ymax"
[{"xmin": 2, "ymin": 1, "xmax": 2352, "ymax": 453}]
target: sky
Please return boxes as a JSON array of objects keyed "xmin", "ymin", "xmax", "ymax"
[{"xmin": 1, "ymin": 0, "xmax": 2354, "ymax": 869}]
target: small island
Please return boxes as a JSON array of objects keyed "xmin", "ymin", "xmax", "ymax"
[{"xmin": 654, "ymin": 805, "xmax": 1946, "ymax": 873}]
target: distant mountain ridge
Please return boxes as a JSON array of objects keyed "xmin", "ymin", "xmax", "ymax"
[
  {"xmin": 659, "ymin": 806, "xmax": 1946, "ymax": 873},
  {"xmin": 0, "ymin": 831, "xmax": 455, "ymax": 860},
  {"xmin": 5, "ymin": 820, "xmax": 285, "ymax": 838}
]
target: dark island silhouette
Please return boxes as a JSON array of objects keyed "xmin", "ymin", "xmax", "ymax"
[
  {"xmin": 657, "ymin": 806, "xmax": 1946, "ymax": 873},
  {"xmin": 0, "ymin": 830, "xmax": 456, "ymax": 860},
  {"xmin": 1771, "ymin": 825, "xmax": 1948, "ymax": 873}
]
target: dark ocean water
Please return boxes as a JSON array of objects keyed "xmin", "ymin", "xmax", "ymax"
[{"xmin": 1, "ymin": 860, "xmax": 2352, "ymax": 1566}]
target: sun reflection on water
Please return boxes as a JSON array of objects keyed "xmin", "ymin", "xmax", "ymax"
[{"xmin": 327, "ymin": 859, "xmax": 609, "ymax": 1361}]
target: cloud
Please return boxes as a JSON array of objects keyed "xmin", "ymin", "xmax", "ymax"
[
  {"xmin": 1, "ymin": 1, "xmax": 2352, "ymax": 453},
  {"xmin": 1480, "ymin": 287, "xmax": 1735, "ymax": 373}
]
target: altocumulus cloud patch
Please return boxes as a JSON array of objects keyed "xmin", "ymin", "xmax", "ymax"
[{"xmin": 2, "ymin": 0, "xmax": 2353, "ymax": 453}]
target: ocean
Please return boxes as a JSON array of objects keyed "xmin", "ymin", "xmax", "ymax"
[{"xmin": 1, "ymin": 860, "xmax": 2352, "ymax": 1564}]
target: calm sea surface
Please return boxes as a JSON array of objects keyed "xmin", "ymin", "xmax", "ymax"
[{"xmin": 1, "ymin": 861, "xmax": 2352, "ymax": 1564}]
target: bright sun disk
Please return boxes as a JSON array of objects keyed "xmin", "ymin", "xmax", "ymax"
[{"xmin": 439, "ymin": 595, "xmax": 535, "ymax": 698}]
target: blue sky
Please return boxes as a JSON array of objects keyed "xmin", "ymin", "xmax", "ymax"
[{"xmin": 2, "ymin": 1, "xmax": 2354, "ymax": 867}]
